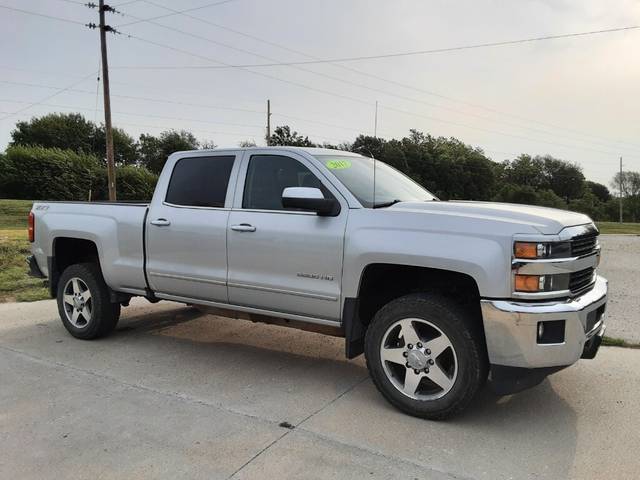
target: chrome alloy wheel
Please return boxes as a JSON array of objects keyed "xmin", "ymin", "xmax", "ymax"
[
  {"xmin": 379, "ymin": 318, "xmax": 458, "ymax": 400},
  {"xmin": 62, "ymin": 277, "xmax": 93, "ymax": 328}
]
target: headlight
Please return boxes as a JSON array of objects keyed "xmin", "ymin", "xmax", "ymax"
[{"xmin": 513, "ymin": 241, "xmax": 571, "ymax": 259}]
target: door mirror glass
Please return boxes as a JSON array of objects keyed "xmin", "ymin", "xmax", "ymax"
[{"xmin": 282, "ymin": 187, "xmax": 339, "ymax": 216}]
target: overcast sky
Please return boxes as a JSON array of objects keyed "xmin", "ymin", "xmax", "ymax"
[{"xmin": 1, "ymin": 0, "xmax": 639, "ymax": 185}]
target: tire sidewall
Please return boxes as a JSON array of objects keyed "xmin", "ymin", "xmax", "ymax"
[
  {"xmin": 365, "ymin": 294, "xmax": 484, "ymax": 418},
  {"xmin": 56, "ymin": 263, "xmax": 114, "ymax": 339}
]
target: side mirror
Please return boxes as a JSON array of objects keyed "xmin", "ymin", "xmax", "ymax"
[{"xmin": 281, "ymin": 187, "xmax": 339, "ymax": 216}]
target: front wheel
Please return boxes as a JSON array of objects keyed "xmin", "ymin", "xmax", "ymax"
[
  {"xmin": 365, "ymin": 293, "xmax": 487, "ymax": 419},
  {"xmin": 56, "ymin": 263, "xmax": 121, "ymax": 339}
]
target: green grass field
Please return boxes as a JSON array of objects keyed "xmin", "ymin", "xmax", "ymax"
[
  {"xmin": 0, "ymin": 199, "xmax": 49, "ymax": 302},
  {"xmin": 596, "ymin": 222, "xmax": 640, "ymax": 234}
]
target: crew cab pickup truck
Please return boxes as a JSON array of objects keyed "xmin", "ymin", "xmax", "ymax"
[{"xmin": 28, "ymin": 147, "xmax": 607, "ymax": 419}]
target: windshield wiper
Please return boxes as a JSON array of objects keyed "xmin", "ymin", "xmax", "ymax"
[{"xmin": 372, "ymin": 199, "xmax": 403, "ymax": 209}]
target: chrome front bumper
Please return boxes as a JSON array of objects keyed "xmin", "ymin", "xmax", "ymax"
[{"xmin": 480, "ymin": 276, "xmax": 607, "ymax": 369}]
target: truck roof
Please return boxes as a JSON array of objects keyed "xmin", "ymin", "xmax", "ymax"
[{"xmin": 171, "ymin": 146, "xmax": 362, "ymax": 157}]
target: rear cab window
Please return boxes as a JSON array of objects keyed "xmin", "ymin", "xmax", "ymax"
[{"xmin": 165, "ymin": 156, "xmax": 235, "ymax": 208}]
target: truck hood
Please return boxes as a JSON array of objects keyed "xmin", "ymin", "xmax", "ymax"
[{"xmin": 390, "ymin": 200, "xmax": 592, "ymax": 235}]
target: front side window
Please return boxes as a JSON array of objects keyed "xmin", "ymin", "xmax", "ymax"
[
  {"xmin": 243, "ymin": 155, "xmax": 330, "ymax": 211},
  {"xmin": 165, "ymin": 155, "xmax": 235, "ymax": 208},
  {"xmin": 315, "ymin": 154, "xmax": 436, "ymax": 208}
]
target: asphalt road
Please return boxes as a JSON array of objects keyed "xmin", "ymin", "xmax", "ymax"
[
  {"xmin": 1, "ymin": 298, "xmax": 639, "ymax": 479},
  {"xmin": 597, "ymin": 234, "xmax": 640, "ymax": 343}
]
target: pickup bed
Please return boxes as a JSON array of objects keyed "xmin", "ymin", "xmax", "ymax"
[{"xmin": 29, "ymin": 146, "xmax": 608, "ymax": 419}]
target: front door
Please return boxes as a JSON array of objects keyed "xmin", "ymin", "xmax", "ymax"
[
  {"xmin": 227, "ymin": 152, "xmax": 347, "ymax": 320},
  {"xmin": 146, "ymin": 154, "xmax": 237, "ymax": 302}
]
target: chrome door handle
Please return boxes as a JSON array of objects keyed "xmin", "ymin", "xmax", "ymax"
[
  {"xmin": 230, "ymin": 224, "xmax": 256, "ymax": 232},
  {"xmin": 150, "ymin": 218, "xmax": 171, "ymax": 227}
]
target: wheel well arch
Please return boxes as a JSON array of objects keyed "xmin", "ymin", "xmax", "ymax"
[
  {"xmin": 49, "ymin": 237, "xmax": 100, "ymax": 297},
  {"xmin": 344, "ymin": 263, "xmax": 482, "ymax": 358}
]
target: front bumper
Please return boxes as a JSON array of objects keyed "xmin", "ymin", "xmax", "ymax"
[{"xmin": 480, "ymin": 275, "xmax": 607, "ymax": 370}]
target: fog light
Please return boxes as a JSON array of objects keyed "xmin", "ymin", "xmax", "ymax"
[{"xmin": 537, "ymin": 320, "xmax": 565, "ymax": 344}]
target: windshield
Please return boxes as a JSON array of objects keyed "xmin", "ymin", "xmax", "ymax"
[{"xmin": 315, "ymin": 155, "xmax": 436, "ymax": 208}]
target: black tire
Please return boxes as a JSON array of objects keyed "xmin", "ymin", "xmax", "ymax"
[
  {"xmin": 365, "ymin": 293, "xmax": 487, "ymax": 420},
  {"xmin": 56, "ymin": 263, "xmax": 121, "ymax": 340}
]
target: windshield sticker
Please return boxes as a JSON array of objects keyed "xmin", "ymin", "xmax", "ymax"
[{"xmin": 326, "ymin": 159, "xmax": 352, "ymax": 170}]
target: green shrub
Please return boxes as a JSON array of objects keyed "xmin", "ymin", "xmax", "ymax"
[{"xmin": 0, "ymin": 145, "xmax": 158, "ymax": 202}]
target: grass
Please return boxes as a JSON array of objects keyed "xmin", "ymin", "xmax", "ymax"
[
  {"xmin": 602, "ymin": 336, "xmax": 640, "ymax": 349},
  {"xmin": 0, "ymin": 199, "xmax": 34, "ymax": 229},
  {"xmin": 0, "ymin": 200, "xmax": 49, "ymax": 303},
  {"xmin": 596, "ymin": 222, "xmax": 640, "ymax": 235}
]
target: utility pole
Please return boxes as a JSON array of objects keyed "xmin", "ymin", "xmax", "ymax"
[
  {"xmin": 87, "ymin": 2, "xmax": 118, "ymax": 200},
  {"xmin": 374, "ymin": 100, "xmax": 378, "ymax": 138},
  {"xmin": 99, "ymin": 0, "xmax": 116, "ymax": 201},
  {"xmin": 619, "ymin": 157, "xmax": 623, "ymax": 223},
  {"xmin": 266, "ymin": 99, "xmax": 271, "ymax": 145}
]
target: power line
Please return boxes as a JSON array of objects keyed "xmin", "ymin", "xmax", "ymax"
[
  {"xmin": 11, "ymin": 0, "xmax": 631, "ymax": 155},
  {"xmin": 0, "ymin": 66, "xmax": 266, "ymax": 108},
  {"xmin": 0, "ymin": 4, "xmax": 86, "ymax": 25},
  {"xmin": 116, "ymin": 0, "xmax": 237, "ymax": 27},
  {"xmin": 115, "ymin": 25, "xmax": 640, "ymax": 67},
  {"xmin": 118, "ymin": 3, "xmax": 640, "ymax": 152},
  {"xmin": 4, "ymin": 3, "xmax": 636, "ymax": 163},
  {"xmin": 109, "ymin": 7, "xmax": 640, "ymax": 153},
  {"xmin": 380, "ymin": 103, "xmax": 640, "ymax": 162},
  {"xmin": 0, "ymin": 73, "xmax": 97, "ymax": 122},
  {"xmin": 113, "ymin": 32, "xmax": 640, "ymax": 160},
  {"xmin": 0, "ymin": 99, "xmax": 265, "ymax": 129},
  {"xmin": 0, "ymin": 79, "xmax": 265, "ymax": 114}
]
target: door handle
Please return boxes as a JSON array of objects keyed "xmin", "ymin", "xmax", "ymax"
[
  {"xmin": 230, "ymin": 223, "xmax": 256, "ymax": 232},
  {"xmin": 150, "ymin": 218, "xmax": 171, "ymax": 227}
]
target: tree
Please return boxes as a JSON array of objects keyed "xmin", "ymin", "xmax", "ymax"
[
  {"xmin": 493, "ymin": 184, "xmax": 566, "ymax": 209},
  {"xmin": 611, "ymin": 171, "xmax": 640, "ymax": 198},
  {"xmin": 267, "ymin": 126, "xmax": 315, "ymax": 147},
  {"xmin": 586, "ymin": 181, "xmax": 611, "ymax": 202},
  {"xmin": 11, "ymin": 113, "xmax": 96, "ymax": 154},
  {"xmin": 351, "ymin": 135, "xmax": 386, "ymax": 160},
  {"xmin": 92, "ymin": 125, "xmax": 138, "ymax": 165},
  {"xmin": 138, "ymin": 130, "xmax": 199, "ymax": 174},
  {"xmin": 501, "ymin": 155, "xmax": 547, "ymax": 189},
  {"xmin": 238, "ymin": 139, "xmax": 257, "ymax": 147},
  {"xmin": 200, "ymin": 140, "xmax": 218, "ymax": 149},
  {"xmin": 541, "ymin": 155, "xmax": 585, "ymax": 201},
  {"xmin": 10, "ymin": 113, "xmax": 138, "ymax": 166},
  {"xmin": 569, "ymin": 190, "xmax": 604, "ymax": 220}
]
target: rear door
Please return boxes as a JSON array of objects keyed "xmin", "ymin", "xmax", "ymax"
[
  {"xmin": 226, "ymin": 150, "xmax": 348, "ymax": 320},
  {"xmin": 145, "ymin": 153, "xmax": 238, "ymax": 302}
]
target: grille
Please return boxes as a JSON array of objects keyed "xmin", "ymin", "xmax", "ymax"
[
  {"xmin": 571, "ymin": 233, "xmax": 598, "ymax": 257},
  {"xmin": 569, "ymin": 267, "xmax": 595, "ymax": 294}
]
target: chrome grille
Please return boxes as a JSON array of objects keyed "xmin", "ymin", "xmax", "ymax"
[
  {"xmin": 569, "ymin": 267, "xmax": 595, "ymax": 294},
  {"xmin": 571, "ymin": 232, "xmax": 598, "ymax": 257}
]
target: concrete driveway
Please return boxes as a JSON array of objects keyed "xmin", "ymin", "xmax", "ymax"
[
  {"xmin": 1, "ymin": 298, "xmax": 639, "ymax": 479},
  {"xmin": 598, "ymin": 234, "xmax": 640, "ymax": 342}
]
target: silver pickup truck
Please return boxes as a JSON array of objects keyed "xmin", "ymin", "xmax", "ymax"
[{"xmin": 28, "ymin": 146, "xmax": 607, "ymax": 419}]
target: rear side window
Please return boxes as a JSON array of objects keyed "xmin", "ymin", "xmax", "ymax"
[
  {"xmin": 243, "ymin": 155, "xmax": 330, "ymax": 211},
  {"xmin": 165, "ymin": 156, "xmax": 235, "ymax": 208}
]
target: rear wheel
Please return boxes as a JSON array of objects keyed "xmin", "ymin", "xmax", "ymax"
[
  {"xmin": 365, "ymin": 293, "xmax": 487, "ymax": 419},
  {"xmin": 56, "ymin": 263, "xmax": 120, "ymax": 339}
]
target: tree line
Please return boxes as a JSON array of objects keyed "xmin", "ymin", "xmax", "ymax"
[{"xmin": 0, "ymin": 112, "xmax": 638, "ymax": 222}]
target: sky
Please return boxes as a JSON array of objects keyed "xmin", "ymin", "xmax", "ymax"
[{"xmin": 1, "ymin": 0, "xmax": 639, "ymax": 186}]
